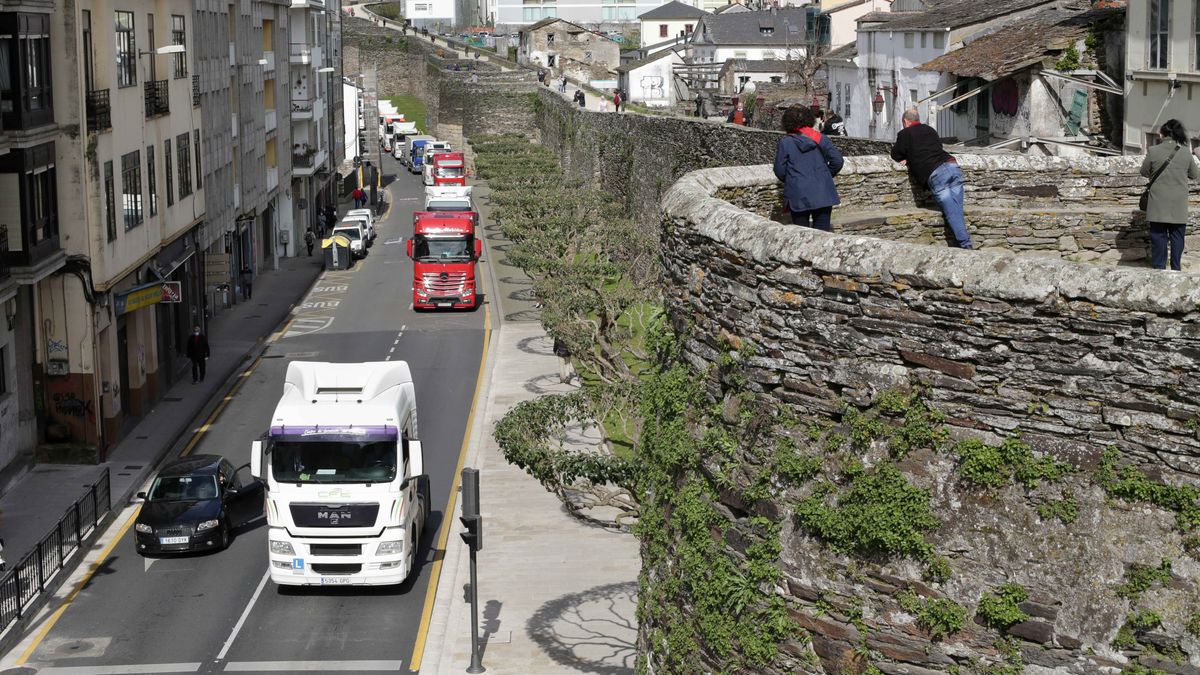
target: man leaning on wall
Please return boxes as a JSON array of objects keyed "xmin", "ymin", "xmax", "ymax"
[{"xmin": 890, "ymin": 108, "xmax": 973, "ymax": 249}]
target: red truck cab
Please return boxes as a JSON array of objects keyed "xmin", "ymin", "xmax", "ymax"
[
  {"xmin": 431, "ymin": 152, "xmax": 467, "ymax": 187},
  {"xmin": 407, "ymin": 212, "xmax": 481, "ymax": 310}
]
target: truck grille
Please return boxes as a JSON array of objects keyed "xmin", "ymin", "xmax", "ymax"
[
  {"xmin": 309, "ymin": 543, "xmax": 363, "ymax": 556},
  {"xmin": 311, "ymin": 563, "xmax": 362, "ymax": 575},
  {"xmin": 290, "ymin": 503, "xmax": 380, "ymax": 528},
  {"xmin": 421, "ymin": 272, "xmax": 467, "ymax": 294}
]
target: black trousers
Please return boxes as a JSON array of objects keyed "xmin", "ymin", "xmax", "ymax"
[
  {"xmin": 191, "ymin": 358, "xmax": 206, "ymax": 382},
  {"xmin": 791, "ymin": 206, "xmax": 833, "ymax": 232},
  {"xmin": 1149, "ymin": 223, "xmax": 1185, "ymax": 271}
]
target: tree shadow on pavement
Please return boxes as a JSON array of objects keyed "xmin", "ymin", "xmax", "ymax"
[{"xmin": 526, "ymin": 581, "xmax": 637, "ymax": 675}]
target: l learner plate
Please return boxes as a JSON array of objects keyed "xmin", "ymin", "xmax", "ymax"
[
  {"xmin": 321, "ymin": 576, "xmax": 352, "ymax": 585},
  {"xmin": 159, "ymin": 536, "xmax": 189, "ymax": 545}
]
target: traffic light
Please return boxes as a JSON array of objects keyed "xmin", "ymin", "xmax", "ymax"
[{"xmin": 459, "ymin": 468, "xmax": 482, "ymax": 552}]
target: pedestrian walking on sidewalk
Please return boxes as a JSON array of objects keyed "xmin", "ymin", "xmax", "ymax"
[
  {"xmin": 559, "ymin": 76, "xmax": 567, "ymax": 93},
  {"xmin": 774, "ymin": 106, "xmax": 843, "ymax": 232},
  {"xmin": 352, "ymin": 187, "xmax": 365, "ymax": 209},
  {"xmin": 186, "ymin": 325, "xmax": 210, "ymax": 384},
  {"xmin": 553, "ymin": 338, "xmax": 576, "ymax": 385},
  {"xmin": 1141, "ymin": 118, "xmax": 1200, "ymax": 271},
  {"xmin": 891, "ymin": 108, "xmax": 973, "ymax": 249},
  {"xmin": 240, "ymin": 265, "xmax": 253, "ymax": 300},
  {"xmin": 305, "ymin": 230, "xmax": 315, "ymax": 256}
]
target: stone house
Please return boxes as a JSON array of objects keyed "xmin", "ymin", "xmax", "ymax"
[
  {"xmin": 720, "ymin": 58, "xmax": 788, "ymax": 95},
  {"xmin": 518, "ymin": 18, "xmax": 622, "ymax": 83},
  {"xmin": 1123, "ymin": 0, "xmax": 1200, "ymax": 153}
]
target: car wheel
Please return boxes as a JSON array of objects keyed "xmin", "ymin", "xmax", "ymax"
[{"xmin": 219, "ymin": 522, "xmax": 231, "ymax": 551}]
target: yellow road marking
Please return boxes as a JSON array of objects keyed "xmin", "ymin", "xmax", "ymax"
[
  {"xmin": 16, "ymin": 504, "xmax": 142, "ymax": 665},
  {"xmin": 180, "ymin": 354, "xmax": 264, "ymax": 458},
  {"xmin": 408, "ymin": 301, "xmax": 492, "ymax": 672}
]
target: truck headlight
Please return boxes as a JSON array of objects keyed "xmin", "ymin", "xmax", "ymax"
[
  {"xmin": 196, "ymin": 519, "xmax": 220, "ymax": 532},
  {"xmin": 416, "ymin": 287, "xmax": 428, "ymax": 298},
  {"xmin": 135, "ymin": 523, "xmax": 153, "ymax": 534},
  {"xmin": 377, "ymin": 540, "xmax": 404, "ymax": 556},
  {"xmin": 270, "ymin": 540, "xmax": 295, "ymax": 555}
]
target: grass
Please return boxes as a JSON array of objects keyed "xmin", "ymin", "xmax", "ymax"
[{"xmin": 388, "ymin": 95, "xmax": 428, "ymax": 135}]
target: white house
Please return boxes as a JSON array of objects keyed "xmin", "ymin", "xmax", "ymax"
[
  {"xmin": 616, "ymin": 46, "xmax": 687, "ymax": 106},
  {"xmin": 689, "ymin": 7, "xmax": 816, "ymax": 64},
  {"xmin": 639, "ymin": 1, "xmax": 708, "ymax": 46},
  {"xmin": 405, "ymin": 0, "xmax": 469, "ymax": 29},
  {"xmin": 1123, "ymin": 0, "xmax": 1200, "ymax": 153},
  {"xmin": 497, "ymin": 0, "xmax": 659, "ymax": 30},
  {"xmin": 819, "ymin": 0, "xmax": 891, "ymax": 47}
]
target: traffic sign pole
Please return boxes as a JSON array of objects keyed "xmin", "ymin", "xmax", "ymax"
[{"xmin": 461, "ymin": 468, "xmax": 484, "ymax": 674}]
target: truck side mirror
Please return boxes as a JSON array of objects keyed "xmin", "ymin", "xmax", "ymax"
[
  {"xmin": 474, "ymin": 240, "xmax": 482, "ymax": 259},
  {"xmin": 408, "ymin": 440, "xmax": 424, "ymax": 480},
  {"xmin": 250, "ymin": 440, "xmax": 262, "ymax": 479},
  {"xmin": 407, "ymin": 239, "xmax": 414, "ymax": 258}
]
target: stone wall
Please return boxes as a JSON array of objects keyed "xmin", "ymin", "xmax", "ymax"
[
  {"xmin": 724, "ymin": 155, "xmax": 1200, "ymax": 270},
  {"xmin": 656, "ymin": 160, "xmax": 1200, "ymax": 674}
]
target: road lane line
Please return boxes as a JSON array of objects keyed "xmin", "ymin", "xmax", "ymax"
[
  {"xmin": 15, "ymin": 504, "xmax": 142, "ymax": 665},
  {"xmin": 180, "ymin": 354, "xmax": 263, "ymax": 457},
  {"xmin": 215, "ymin": 569, "xmax": 271, "ymax": 661},
  {"xmin": 408, "ymin": 302, "xmax": 491, "ymax": 672},
  {"xmin": 35, "ymin": 663, "xmax": 202, "ymax": 674},
  {"xmin": 224, "ymin": 660, "xmax": 405, "ymax": 671}
]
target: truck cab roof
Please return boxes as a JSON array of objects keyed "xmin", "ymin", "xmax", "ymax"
[{"xmin": 413, "ymin": 211, "xmax": 474, "ymax": 233}]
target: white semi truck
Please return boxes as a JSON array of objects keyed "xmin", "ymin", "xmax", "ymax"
[{"xmin": 250, "ymin": 361, "xmax": 428, "ymax": 586}]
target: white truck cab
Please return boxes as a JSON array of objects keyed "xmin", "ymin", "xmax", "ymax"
[
  {"xmin": 421, "ymin": 142, "xmax": 453, "ymax": 186},
  {"xmin": 251, "ymin": 361, "xmax": 427, "ymax": 587},
  {"xmin": 423, "ymin": 186, "xmax": 478, "ymax": 229}
]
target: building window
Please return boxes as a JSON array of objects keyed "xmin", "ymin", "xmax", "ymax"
[
  {"xmin": 147, "ymin": 13, "xmax": 156, "ymax": 82},
  {"xmin": 104, "ymin": 160, "xmax": 116, "ymax": 241},
  {"xmin": 121, "ymin": 151, "xmax": 142, "ymax": 230},
  {"xmin": 601, "ymin": 0, "xmax": 635, "ymax": 21},
  {"xmin": 1149, "ymin": 0, "xmax": 1169, "ymax": 69},
  {"xmin": 82, "ymin": 10, "xmax": 94, "ymax": 91},
  {"xmin": 21, "ymin": 28, "xmax": 51, "ymax": 112},
  {"xmin": 904, "ymin": 32, "xmax": 914, "ymax": 49},
  {"xmin": 920, "ymin": 32, "xmax": 927, "ymax": 48},
  {"xmin": 844, "ymin": 82, "xmax": 851, "ymax": 118},
  {"xmin": 910, "ymin": 89, "xmax": 918, "ymax": 106},
  {"xmin": 769, "ymin": 76, "xmax": 782, "ymax": 83},
  {"xmin": 147, "ymin": 145, "xmax": 157, "ymax": 216},
  {"xmin": 194, "ymin": 130, "xmax": 202, "ymax": 189},
  {"xmin": 933, "ymin": 31, "xmax": 945, "ymax": 49},
  {"xmin": 733, "ymin": 50, "xmax": 747, "ymax": 59},
  {"xmin": 0, "ymin": 14, "xmax": 54, "ymax": 130},
  {"xmin": 547, "ymin": 32, "xmax": 554, "ymax": 44},
  {"xmin": 176, "ymin": 132, "xmax": 191, "ymax": 199},
  {"xmin": 172, "ymin": 15, "xmax": 187, "ymax": 78},
  {"xmin": 763, "ymin": 52, "xmax": 775, "ymax": 60},
  {"xmin": 659, "ymin": 24, "xmax": 668, "ymax": 38},
  {"xmin": 164, "ymin": 138, "xmax": 174, "ymax": 207},
  {"xmin": 547, "ymin": 54, "xmax": 556, "ymax": 67},
  {"xmin": 116, "ymin": 11, "xmax": 136, "ymax": 88},
  {"xmin": 685, "ymin": 24, "xmax": 693, "ymax": 34}
]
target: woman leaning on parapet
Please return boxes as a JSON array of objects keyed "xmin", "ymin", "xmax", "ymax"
[
  {"xmin": 773, "ymin": 106, "xmax": 844, "ymax": 231},
  {"xmin": 1140, "ymin": 119, "xmax": 1200, "ymax": 271}
]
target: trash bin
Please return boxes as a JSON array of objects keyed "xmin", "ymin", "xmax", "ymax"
[{"xmin": 323, "ymin": 235, "xmax": 352, "ymax": 270}]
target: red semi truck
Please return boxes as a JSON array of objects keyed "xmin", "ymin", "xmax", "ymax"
[
  {"xmin": 430, "ymin": 152, "xmax": 467, "ymax": 187},
  {"xmin": 407, "ymin": 212, "xmax": 481, "ymax": 310}
]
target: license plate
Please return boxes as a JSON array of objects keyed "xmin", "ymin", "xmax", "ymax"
[
  {"xmin": 321, "ymin": 576, "xmax": 352, "ymax": 585},
  {"xmin": 438, "ymin": 302, "xmax": 452, "ymax": 308},
  {"xmin": 159, "ymin": 536, "xmax": 189, "ymax": 545}
]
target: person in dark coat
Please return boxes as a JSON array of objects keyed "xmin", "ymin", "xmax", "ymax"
[
  {"xmin": 305, "ymin": 230, "xmax": 315, "ymax": 256},
  {"xmin": 240, "ymin": 265, "xmax": 253, "ymax": 300},
  {"xmin": 892, "ymin": 108, "xmax": 971, "ymax": 248},
  {"xmin": 773, "ymin": 106, "xmax": 844, "ymax": 231},
  {"xmin": 186, "ymin": 325, "xmax": 210, "ymax": 384},
  {"xmin": 824, "ymin": 110, "xmax": 846, "ymax": 136},
  {"xmin": 1141, "ymin": 118, "xmax": 1200, "ymax": 271}
]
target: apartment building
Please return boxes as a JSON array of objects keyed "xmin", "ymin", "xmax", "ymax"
[
  {"xmin": 289, "ymin": 0, "xmax": 343, "ymax": 239},
  {"xmin": 1123, "ymin": 0, "xmax": 1200, "ymax": 153}
]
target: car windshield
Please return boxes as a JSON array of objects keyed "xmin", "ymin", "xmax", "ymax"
[
  {"xmin": 414, "ymin": 234, "xmax": 473, "ymax": 262},
  {"xmin": 147, "ymin": 474, "xmax": 220, "ymax": 502},
  {"xmin": 270, "ymin": 441, "xmax": 397, "ymax": 483},
  {"xmin": 334, "ymin": 228, "xmax": 361, "ymax": 241},
  {"xmin": 426, "ymin": 201, "xmax": 472, "ymax": 212}
]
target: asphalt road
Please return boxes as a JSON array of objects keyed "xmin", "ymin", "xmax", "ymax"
[{"xmin": 4, "ymin": 155, "xmax": 486, "ymax": 674}]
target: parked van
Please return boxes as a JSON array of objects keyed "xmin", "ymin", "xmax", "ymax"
[
  {"xmin": 332, "ymin": 222, "xmax": 368, "ymax": 259},
  {"xmin": 344, "ymin": 209, "xmax": 376, "ymax": 243}
]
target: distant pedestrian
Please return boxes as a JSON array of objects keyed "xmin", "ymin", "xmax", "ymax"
[
  {"xmin": 186, "ymin": 325, "xmax": 210, "ymax": 384},
  {"xmin": 537, "ymin": 69, "xmax": 546, "ymax": 85},
  {"xmin": 891, "ymin": 108, "xmax": 972, "ymax": 249},
  {"xmin": 240, "ymin": 265, "xmax": 253, "ymax": 300},
  {"xmin": 574, "ymin": 90, "xmax": 585, "ymax": 108},
  {"xmin": 599, "ymin": 98, "xmax": 609, "ymax": 113},
  {"xmin": 1141, "ymin": 118, "xmax": 1200, "ymax": 271},
  {"xmin": 559, "ymin": 76, "xmax": 567, "ymax": 93},
  {"xmin": 824, "ymin": 110, "xmax": 846, "ymax": 136},
  {"xmin": 305, "ymin": 230, "xmax": 315, "ymax": 256},
  {"xmin": 613, "ymin": 90, "xmax": 622, "ymax": 112},
  {"xmin": 553, "ymin": 338, "xmax": 576, "ymax": 385},
  {"xmin": 695, "ymin": 92, "xmax": 704, "ymax": 117},
  {"xmin": 471, "ymin": 73, "xmax": 479, "ymax": 84},
  {"xmin": 352, "ymin": 187, "xmax": 365, "ymax": 209},
  {"xmin": 773, "ymin": 106, "xmax": 843, "ymax": 232}
]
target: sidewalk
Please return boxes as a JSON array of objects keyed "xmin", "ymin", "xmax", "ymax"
[{"xmin": 0, "ymin": 246, "xmax": 325, "ymax": 647}]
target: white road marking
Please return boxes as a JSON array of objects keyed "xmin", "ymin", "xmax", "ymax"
[
  {"xmin": 393, "ymin": 339, "xmax": 399, "ymax": 345},
  {"xmin": 215, "ymin": 569, "xmax": 270, "ymax": 661},
  {"xmin": 383, "ymin": 238, "xmax": 405, "ymax": 246},
  {"xmin": 144, "ymin": 556, "xmax": 155, "ymax": 572},
  {"xmin": 35, "ymin": 664, "xmax": 202, "ymax": 674},
  {"xmin": 224, "ymin": 661, "xmax": 405, "ymax": 671},
  {"xmin": 388, "ymin": 347, "xmax": 395, "ymax": 354}
]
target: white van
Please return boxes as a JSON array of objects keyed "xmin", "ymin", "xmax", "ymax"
[
  {"xmin": 421, "ymin": 142, "xmax": 453, "ymax": 186},
  {"xmin": 344, "ymin": 209, "xmax": 376, "ymax": 242},
  {"xmin": 332, "ymin": 222, "xmax": 367, "ymax": 258}
]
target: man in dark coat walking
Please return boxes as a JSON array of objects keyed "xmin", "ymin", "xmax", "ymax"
[
  {"xmin": 186, "ymin": 325, "xmax": 210, "ymax": 384},
  {"xmin": 773, "ymin": 106, "xmax": 844, "ymax": 231}
]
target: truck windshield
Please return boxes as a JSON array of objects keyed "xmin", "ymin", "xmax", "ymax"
[
  {"xmin": 270, "ymin": 441, "xmax": 397, "ymax": 483},
  {"xmin": 436, "ymin": 167, "xmax": 464, "ymax": 178},
  {"xmin": 413, "ymin": 235, "xmax": 473, "ymax": 262}
]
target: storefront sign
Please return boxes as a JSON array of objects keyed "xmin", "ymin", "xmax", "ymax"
[
  {"xmin": 114, "ymin": 282, "xmax": 182, "ymax": 315},
  {"xmin": 205, "ymin": 254, "xmax": 230, "ymax": 285}
]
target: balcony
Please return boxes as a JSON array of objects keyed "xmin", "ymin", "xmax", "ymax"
[
  {"xmin": 229, "ymin": 42, "xmax": 236, "ymax": 67},
  {"xmin": 291, "ymin": 98, "xmax": 314, "ymax": 120},
  {"xmin": 1, "ymin": 218, "xmax": 63, "ymax": 283},
  {"xmin": 265, "ymin": 109, "xmax": 277, "ymax": 132},
  {"xmin": 86, "ymin": 89, "xmax": 111, "ymax": 133},
  {"xmin": 263, "ymin": 51, "xmax": 276, "ymax": 73},
  {"xmin": 292, "ymin": 146, "xmax": 326, "ymax": 177},
  {"xmin": 289, "ymin": 43, "xmax": 311, "ymax": 65},
  {"xmin": 144, "ymin": 80, "xmax": 170, "ymax": 118},
  {"xmin": 192, "ymin": 74, "xmax": 201, "ymax": 107},
  {"xmin": 267, "ymin": 166, "xmax": 278, "ymax": 192}
]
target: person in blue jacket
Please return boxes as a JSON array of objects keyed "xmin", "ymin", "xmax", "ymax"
[{"xmin": 773, "ymin": 106, "xmax": 844, "ymax": 231}]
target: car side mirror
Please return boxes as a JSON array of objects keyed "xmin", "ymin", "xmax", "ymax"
[
  {"xmin": 136, "ymin": 491, "xmax": 148, "ymax": 502},
  {"xmin": 407, "ymin": 240, "xmax": 414, "ymax": 258}
]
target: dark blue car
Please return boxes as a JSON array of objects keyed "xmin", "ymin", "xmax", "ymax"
[{"xmin": 134, "ymin": 455, "xmax": 264, "ymax": 555}]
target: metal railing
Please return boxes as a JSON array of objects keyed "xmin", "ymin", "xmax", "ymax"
[
  {"xmin": 291, "ymin": 98, "xmax": 314, "ymax": 114},
  {"xmin": 86, "ymin": 89, "xmax": 111, "ymax": 132},
  {"xmin": 144, "ymin": 80, "xmax": 170, "ymax": 118},
  {"xmin": 0, "ymin": 469, "xmax": 110, "ymax": 633},
  {"xmin": 293, "ymin": 151, "xmax": 315, "ymax": 168},
  {"xmin": 192, "ymin": 74, "xmax": 201, "ymax": 107}
]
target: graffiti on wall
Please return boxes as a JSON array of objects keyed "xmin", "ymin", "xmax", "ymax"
[{"xmin": 47, "ymin": 338, "xmax": 67, "ymax": 354}]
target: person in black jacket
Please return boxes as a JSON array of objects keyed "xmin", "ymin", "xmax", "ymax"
[
  {"xmin": 186, "ymin": 325, "xmax": 210, "ymax": 384},
  {"xmin": 891, "ymin": 108, "xmax": 972, "ymax": 248},
  {"xmin": 773, "ymin": 106, "xmax": 844, "ymax": 231}
]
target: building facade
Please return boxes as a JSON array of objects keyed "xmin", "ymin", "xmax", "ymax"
[
  {"xmin": 1123, "ymin": 0, "xmax": 1200, "ymax": 153},
  {"xmin": 497, "ymin": 0, "xmax": 660, "ymax": 31},
  {"xmin": 638, "ymin": 1, "xmax": 707, "ymax": 47},
  {"xmin": 518, "ymin": 18, "xmax": 622, "ymax": 83},
  {"xmin": 289, "ymin": 0, "xmax": 342, "ymax": 243}
]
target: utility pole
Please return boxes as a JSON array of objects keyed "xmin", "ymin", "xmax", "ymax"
[{"xmin": 460, "ymin": 468, "xmax": 485, "ymax": 674}]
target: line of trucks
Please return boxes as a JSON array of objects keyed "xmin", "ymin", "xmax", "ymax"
[{"xmin": 254, "ymin": 115, "xmax": 483, "ymax": 586}]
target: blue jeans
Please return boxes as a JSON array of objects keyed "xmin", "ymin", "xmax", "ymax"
[
  {"xmin": 928, "ymin": 162, "xmax": 972, "ymax": 249},
  {"xmin": 1149, "ymin": 223, "xmax": 1185, "ymax": 271},
  {"xmin": 791, "ymin": 206, "xmax": 833, "ymax": 232}
]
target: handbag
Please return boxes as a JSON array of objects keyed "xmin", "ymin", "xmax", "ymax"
[{"xmin": 1140, "ymin": 144, "xmax": 1181, "ymax": 211}]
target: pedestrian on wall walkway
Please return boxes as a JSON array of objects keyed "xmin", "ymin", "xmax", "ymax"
[
  {"xmin": 891, "ymin": 108, "xmax": 973, "ymax": 249},
  {"xmin": 1141, "ymin": 118, "xmax": 1200, "ymax": 271},
  {"xmin": 773, "ymin": 106, "xmax": 843, "ymax": 232},
  {"xmin": 186, "ymin": 325, "xmax": 210, "ymax": 384},
  {"xmin": 553, "ymin": 338, "xmax": 576, "ymax": 385}
]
